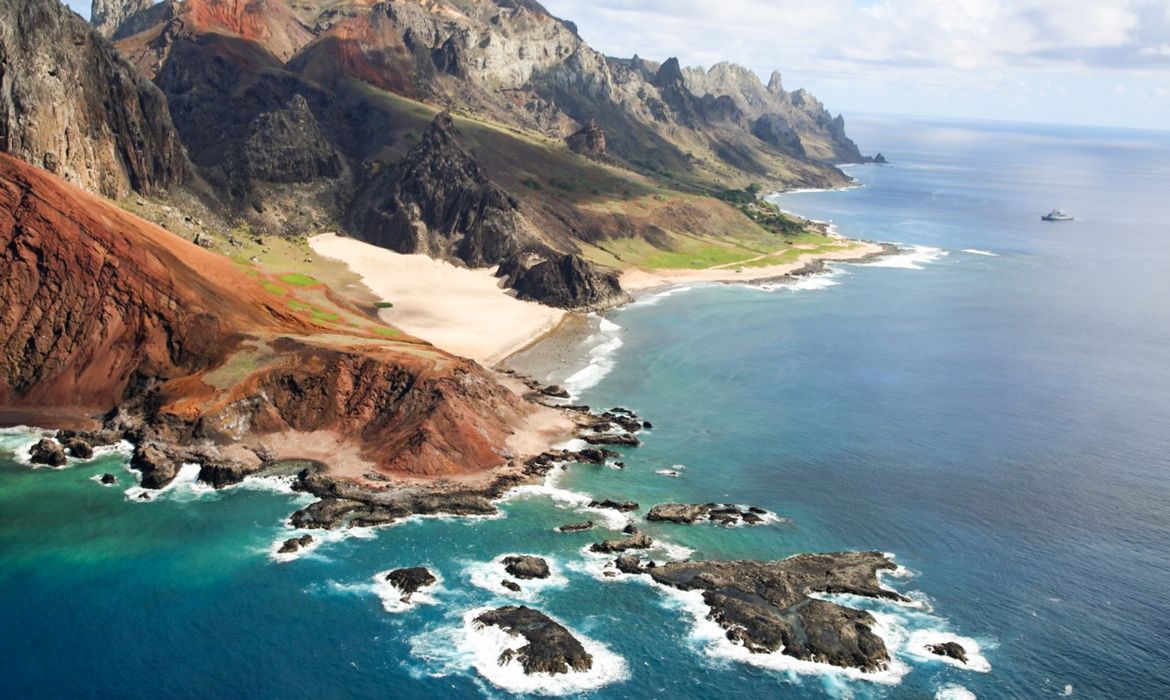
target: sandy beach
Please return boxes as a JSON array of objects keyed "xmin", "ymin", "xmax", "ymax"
[
  {"xmin": 620, "ymin": 240, "xmax": 887, "ymax": 291},
  {"xmin": 310, "ymin": 234, "xmax": 566, "ymax": 367}
]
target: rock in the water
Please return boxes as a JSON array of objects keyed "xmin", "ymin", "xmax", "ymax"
[
  {"xmin": 385, "ymin": 566, "xmax": 437, "ymax": 600},
  {"xmin": 62, "ymin": 438, "xmax": 94, "ymax": 459},
  {"xmin": 647, "ymin": 502, "xmax": 771, "ymax": 526},
  {"xmin": 100, "ymin": 473, "xmax": 117, "ymax": 485},
  {"xmin": 130, "ymin": 444, "xmax": 177, "ymax": 489},
  {"xmin": 501, "ymin": 579, "xmax": 521, "ymax": 592},
  {"xmin": 198, "ymin": 458, "xmax": 262, "ymax": 489},
  {"xmin": 590, "ymin": 532, "xmax": 652, "ymax": 554},
  {"xmin": 588, "ymin": 499, "xmax": 638, "ymax": 512},
  {"xmin": 582, "ymin": 432, "xmax": 640, "ymax": 447},
  {"xmin": 614, "ymin": 555, "xmax": 645, "ymax": 574},
  {"xmin": 28, "ymin": 438, "xmax": 67, "ymax": 467},
  {"xmin": 277, "ymin": 534, "xmax": 314, "ymax": 555},
  {"xmin": 540, "ymin": 385, "xmax": 570, "ymax": 399},
  {"xmin": 557, "ymin": 521, "xmax": 593, "ymax": 533},
  {"xmin": 928, "ymin": 641, "xmax": 968, "ymax": 664},
  {"xmin": 474, "ymin": 606, "xmax": 593, "ymax": 675},
  {"xmin": 503, "ymin": 555, "xmax": 551, "ymax": 580},
  {"xmin": 648, "ymin": 552, "xmax": 906, "ymax": 672}
]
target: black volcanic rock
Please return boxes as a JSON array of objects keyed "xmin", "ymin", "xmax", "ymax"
[
  {"xmin": 588, "ymin": 499, "xmax": 638, "ymax": 512},
  {"xmin": 385, "ymin": 566, "xmax": 437, "ymax": 600},
  {"xmin": 278, "ymin": 534, "xmax": 314, "ymax": 554},
  {"xmin": 242, "ymin": 95, "xmax": 342, "ymax": 184},
  {"xmin": 507, "ymin": 254, "xmax": 629, "ymax": 310},
  {"xmin": 648, "ymin": 552, "xmax": 906, "ymax": 672},
  {"xmin": 130, "ymin": 444, "xmax": 177, "ymax": 489},
  {"xmin": 0, "ymin": 0, "xmax": 187, "ymax": 198},
  {"xmin": 557, "ymin": 520, "xmax": 594, "ymax": 533},
  {"xmin": 347, "ymin": 112, "xmax": 533, "ymax": 268},
  {"xmin": 590, "ymin": 532, "xmax": 652, "ymax": 554},
  {"xmin": 100, "ymin": 473, "xmax": 118, "ymax": 485},
  {"xmin": 29, "ymin": 438, "xmax": 66, "ymax": 467},
  {"xmin": 928, "ymin": 641, "xmax": 968, "ymax": 664},
  {"xmin": 63, "ymin": 438, "xmax": 94, "ymax": 460},
  {"xmin": 502, "ymin": 555, "xmax": 551, "ymax": 580},
  {"xmin": 474, "ymin": 606, "xmax": 593, "ymax": 675}
]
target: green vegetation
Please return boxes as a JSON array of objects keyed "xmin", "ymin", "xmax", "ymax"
[
  {"xmin": 311, "ymin": 309, "xmax": 340, "ymax": 322},
  {"xmin": 288, "ymin": 299, "xmax": 310, "ymax": 311},
  {"xmin": 279, "ymin": 273, "xmax": 319, "ymax": 287},
  {"xmin": 373, "ymin": 326, "xmax": 401, "ymax": 337},
  {"xmin": 262, "ymin": 282, "xmax": 288, "ymax": 296},
  {"xmin": 374, "ymin": 301, "xmax": 394, "ymax": 309},
  {"xmin": 521, "ymin": 177, "xmax": 544, "ymax": 190}
]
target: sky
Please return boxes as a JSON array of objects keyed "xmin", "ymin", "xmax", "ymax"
[
  {"xmin": 539, "ymin": 0, "xmax": 1170, "ymax": 130},
  {"xmin": 63, "ymin": 0, "xmax": 1170, "ymax": 130}
]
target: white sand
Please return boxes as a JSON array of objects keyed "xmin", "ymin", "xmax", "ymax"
[
  {"xmin": 309, "ymin": 234, "xmax": 565, "ymax": 366},
  {"xmin": 621, "ymin": 241, "xmax": 886, "ymax": 291}
]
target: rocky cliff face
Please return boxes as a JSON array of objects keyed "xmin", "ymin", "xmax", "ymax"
[
  {"xmin": 0, "ymin": 152, "xmax": 529, "ymax": 477},
  {"xmin": 504, "ymin": 254, "xmax": 628, "ymax": 311},
  {"xmin": 91, "ymin": 0, "xmax": 154, "ymax": 37},
  {"xmin": 347, "ymin": 112, "xmax": 535, "ymax": 267},
  {"xmin": 0, "ymin": 0, "xmax": 187, "ymax": 199}
]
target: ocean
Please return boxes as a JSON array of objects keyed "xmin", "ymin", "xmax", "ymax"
[{"xmin": 3, "ymin": 115, "xmax": 1169, "ymax": 698}]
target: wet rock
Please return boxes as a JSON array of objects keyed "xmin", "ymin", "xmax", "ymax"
[
  {"xmin": 130, "ymin": 444, "xmax": 177, "ymax": 489},
  {"xmin": 589, "ymin": 499, "xmax": 638, "ymax": 512},
  {"xmin": 474, "ymin": 606, "xmax": 593, "ymax": 675},
  {"xmin": 557, "ymin": 521, "xmax": 593, "ymax": 533},
  {"xmin": 278, "ymin": 534, "xmax": 314, "ymax": 555},
  {"xmin": 646, "ymin": 503, "xmax": 710, "ymax": 524},
  {"xmin": 590, "ymin": 532, "xmax": 652, "ymax": 554},
  {"xmin": 289, "ymin": 498, "xmax": 365, "ymax": 529},
  {"xmin": 501, "ymin": 580, "xmax": 522, "ymax": 592},
  {"xmin": 29, "ymin": 438, "xmax": 67, "ymax": 467},
  {"xmin": 503, "ymin": 555, "xmax": 551, "ymax": 580},
  {"xmin": 582, "ymin": 433, "xmax": 640, "ymax": 447},
  {"xmin": 198, "ymin": 458, "xmax": 262, "ymax": 489},
  {"xmin": 614, "ymin": 555, "xmax": 645, "ymax": 574},
  {"xmin": 100, "ymin": 473, "xmax": 117, "ymax": 485},
  {"xmin": 647, "ymin": 503, "xmax": 771, "ymax": 526},
  {"xmin": 928, "ymin": 641, "xmax": 968, "ymax": 664},
  {"xmin": 648, "ymin": 552, "xmax": 906, "ymax": 672},
  {"xmin": 540, "ymin": 385, "xmax": 570, "ymax": 399},
  {"xmin": 385, "ymin": 567, "xmax": 437, "ymax": 601}
]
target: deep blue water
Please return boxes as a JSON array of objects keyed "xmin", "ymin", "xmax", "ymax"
[{"xmin": 3, "ymin": 116, "xmax": 1170, "ymax": 698}]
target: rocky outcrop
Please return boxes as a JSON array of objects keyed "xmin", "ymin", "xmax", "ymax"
[
  {"xmin": 647, "ymin": 503, "xmax": 770, "ymax": 526},
  {"xmin": 565, "ymin": 120, "xmax": 606, "ymax": 160},
  {"xmin": 503, "ymin": 555, "xmax": 551, "ymax": 580},
  {"xmin": 557, "ymin": 521, "xmax": 593, "ymax": 533},
  {"xmin": 590, "ymin": 532, "xmax": 652, "ymax": 554},
  {"xmin": 928, "ymin": 641, "xmax": 968, "ymax": 664},
  {"xmin": 474, "ymin": 606, "xmax": 593, "ymax": 675},
  {"xmin": 648, "ymin": 552, "xmax": 906, "ymax": 672},
  {"xmin": 505, "ymin": 254, "xmax": 629, "ymax": 311},
  {"xmin": 347, "ymin": 112, "xmax": 535, "ymax": 267},
  {"xmin": 242, "ymin": 95, "xmax": 342, "ymax": 184},
  {"xmin": 28, "ymin": 438, "xmax": 66, "ymax": 467},
  {"xmin": 0, "ymin": 154, "xmax": 532, "ymax": 489},
  {"xmin": 0, "ymin": 0, "xmax": 187, "ymax": 198},
  {"xmin": 385, "ymin": 566, "xmax": 436, "ymax": 601},
  {"xmin": 91, "ymin": 0, "xmax": 154, "ymax": 37},
  {"xmin": 278, "ymin": 534, "xmax": 313, "ymax": 554},
  {"xmin": 588, "ymin": 499, "xmax": 638, "ymax": 512}
]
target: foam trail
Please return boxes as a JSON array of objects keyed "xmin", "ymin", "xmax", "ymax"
[
  {"xmin": 369, "ymin": 569, "xmax": 444, "ymax": 613},
  {"xmin": 561, "ymin": 317, "xmax": 623, "ymax": 399},
  {"xmin": 855, "ymin": 244, "xmax": 948, "ymax": 270},
  {"xmin": 633, "ymin": 285, "xmax": 694, "ymax": 308},
  {"xmin": 962, "ymin": 248, "xmax": 998, "ymax": 257},
  {"xmin": 936, "ymin": 684, "xmax": 977, "ymax": 700},
  {"xmin": 267, "ymin": 525, "xmax": 377, "ymax": 563},
  {"xmin": 124, "ymin": 463, "xmax": 215, "ymax": 503},
  {"xmin": 409, "ymin": 607, "xmax": 629, "ymax": 696},
  {"xmin": 753, "ymin": 269, "xmax": 844, "ymax": 293}
]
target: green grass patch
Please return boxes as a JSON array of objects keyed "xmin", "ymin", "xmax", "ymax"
[
  {"xmin": 288, "ymin": 299, "xmax": 311, "ymax": 311},
  {"xmin": 374, "ymin": 301, "xmax": 395, "ymax": 309},
  {"xmin": 263, "ymin": 282, "xmax": 288, "ymax": 296},
  {"xmin": 373, "ymin": 326, "xmax": 401, "ymax": 337},
  {"xmin": 279, "ymin": 273, "xmax": 319, "ymax": 287},
  {"xmin": 311, "ymin": 309, "xmax": 340, "ymax": 322}
]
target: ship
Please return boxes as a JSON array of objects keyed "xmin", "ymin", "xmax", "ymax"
[{"xmin": 1042, "ymin": 209, "xmax": 1074, "ymax": 221}]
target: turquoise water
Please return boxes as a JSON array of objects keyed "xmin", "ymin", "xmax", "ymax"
[{"xmin": 3, "ymin": 116, "xmax": 1170, "ymax": 698}]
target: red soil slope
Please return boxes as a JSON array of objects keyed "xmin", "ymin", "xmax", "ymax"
[{"xmin": 0, "ymin": 153, "xmax": 527, "ymax": 477}]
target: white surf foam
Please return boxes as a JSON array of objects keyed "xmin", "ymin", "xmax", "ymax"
[
  {"xmin": 497, "ymin": 464, "xmax": 629, "ymax": 529},
  {"xmin": 657, "ymin": 586, "xmax": 911, "ymax": 685},
  {"xmin": 409, "ymin": 606, "xmax": 629, "ymax": 696},
  {"xmin": 655, "ymin": 469, "xmax": 681, "ymax": 478},
  {"xmin": 0, "ymin": 426, "xmax": 56, "ymax": 468},
  {"xmin": 561, "ymin": 319, "xmax": 624, "ymax": 399},
  {"xmin": 369, "ymin": 569, "xmax": 444, "ymax": 613},
  {"xmin": 855, "ymin": 244, "xmax": 948, "ymax": 270},
  {"xmin": 751, "ymin": 268, "xmax": 844, "ymax": 293},
  {"xmin": 962, "ymin": 248, "xmax": 998, "ymax": 257},
  {"xmin": 89, "ymin": 474, "xmax": 118, "ymax": 488},
  {"xmin": 906, "ymin": 629, "xmax": 992, "ymax": 673},
  {"xmin": 267, "ymin": 524, "xmax": 378, "ymax": 563},
  {"xmin": 935, "ymin": 683, "xmax": 977, "ymax": 700},
  {"xmin": 465, "ymin": 553, "xmax": 570, "ymax": 602},
  {"xmin": 633, "ymin": 285, "xmax": 695, "ymax": 308},
  {"xmin": 124, "ymin": 463, "xmax": 216, "ymax": 503}
]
